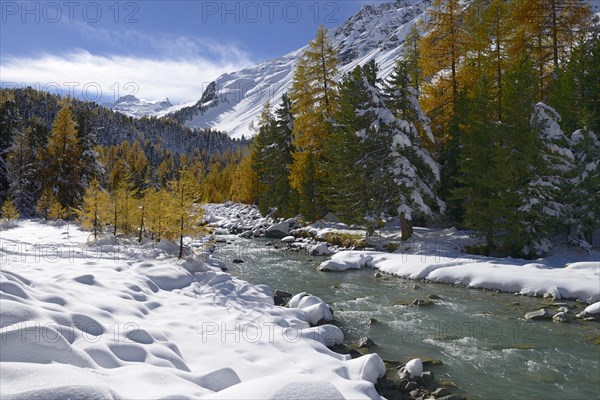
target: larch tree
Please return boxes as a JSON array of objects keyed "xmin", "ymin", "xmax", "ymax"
[
  {"xmin": 1, "ymin": 199, "xmax": 20, "ymax": 222},
  {"xmin": 510, "ymin": 0, "xmax": 592, "ymax": 100},
  {"xmin": 36, "ymin": 188, "xmax": 67, "ymax": 220},
  {"xmin": 77, "ymin": 178, "xmax": 107, "ymax": 241},
  {"xmin": 419, "ymin": 0, "xmax": 467, "ymax": 141},
  {"xmin": 38, "ymin": 102, "xmax": 84, "ymax": 211},
  {"xmin": 289, "ymin": 25, "xmax": 339, "ymax": 220},
  {"xmin": 169, "ymin": 167, "xmax": 203, "ymax": 259}
]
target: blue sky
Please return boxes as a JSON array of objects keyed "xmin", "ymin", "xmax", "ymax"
[{"xmin": 1, "ymin": 1, "xmax": 371, "ymax": 104}]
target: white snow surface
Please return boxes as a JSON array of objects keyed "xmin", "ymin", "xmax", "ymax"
[
  {"xmin": 319, "ymin": 251, "xmax": 600, "ymax": 303},
  {"xmin": 0, "ymin": 221, "xmax": 385, "ymax": 399}
]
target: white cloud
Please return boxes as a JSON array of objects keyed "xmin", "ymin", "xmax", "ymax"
[
  {"xmin": 0, "ymin": 50, "xmax": 252, "ymax": 104},
  {"xmin": 0, "ymin": 26, "xmax": 255, "ymax": 104}
]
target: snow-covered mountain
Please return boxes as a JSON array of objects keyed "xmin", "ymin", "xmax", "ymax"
[
  {"xmin": 165, "ymin": 0, "xmax": 429, "ymax": 138},
  {"xmin": 104, "ymin": 95, "xmax": 173, "ymax": 118}
]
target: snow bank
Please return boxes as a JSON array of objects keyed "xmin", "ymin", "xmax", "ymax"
[
  {"xmin": 0, "ymin": 221, "xmax": 385, "ymax": 399},
  {"xmin": 321, "ymin": 252, "xmax": 600, "ymax": 303}
]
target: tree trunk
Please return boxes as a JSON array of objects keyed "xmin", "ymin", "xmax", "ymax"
[
  {"xmin": 400, "ymin": 215, "xmax": 412, "ymax": 241},
  {"xmin": 178, "ymin": 216, "xmax": 184, "ymax": 259}
]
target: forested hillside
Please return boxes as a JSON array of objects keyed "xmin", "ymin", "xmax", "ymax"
[
  {"xmin": 248, "ymin": 0, "xmax": 599, "ymax": 257},
  {"xmin": 0, "ymin": 88, "xmax": 251, "ymax": 235}
]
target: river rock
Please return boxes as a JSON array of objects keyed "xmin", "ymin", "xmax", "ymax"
[
  {"xmin": 582, "ymin": 301, "xmax": 600, "ymax": 316},
  {"xmin": 557, "ymin": 307, "xmax": 570, "ymax": 313},
  {"xmin": 358, "ymin": 336, "xmax": 376, "ymax": 349},
  {"xmin": 428, "ymin": 294, "xmax": 441, "ymax": 300},
  {"xmin": 524, "ymin": 308, "xmax": 552, "ymax": 320},
  {"xmin": 419, "ymin": 370, "xmax": 435, "ymax": 385},
  {"xmin": 576, "ymin": 302, "xmax": 600, "ymax": 320},
  {"xmin": 412, "ymin": 284, "xmax": 420, "ymax": 290},
  {"xmin": 552, "ymin": 312, "xmax": 570, "ymax": 323},
  {"xmin": 374, "ymin": 272, "xmax": 383, "ymax": 278},
  {"xmin": 274, "ymin": 289, "xmax": 292, "ymax": 299},
  {"xmin": 265, "ymin": 220, "xmax": 291, "ymax": 238},
  {"xmin": 412, "ymin": 299, "xmax": 433, "ymax": 307},
  {"xmin": 549, "ymin": 302, "xmax": 574, "ymax": 309},
  {"xmin": 232, "ymin": 259, "xmax": 244, "ymax": 264},
  {"xmin": 437, "ymin": 395, "xmax": 466, "ymax": 400},
  {"xmin": 238, "ymin": 231, "xmax": 252, "ymax": 238},
  {"xmin": 252, "ymin": 228, "xmax": 263, "ymax": 237},
  {"xmin": 398, "ymin": 366, "xmax": 410, "ymax": 380},
  {"xmin": 432, "ymin": 387, "xmax": 451, "ymax": 397},
  {"xmin": 281, "ymin": 236, "xmax": 296, "ymax": 244},
  {"xmin": 273, "ymin": 289, "xmax": 293, "ymax": 306},
  {"xmin": 310, "ymin": 243, "xmax": 331, "ymax": 256},
  {"xmin": 404, "ymin": 381, "xmax": 418, "ymax": 392}
]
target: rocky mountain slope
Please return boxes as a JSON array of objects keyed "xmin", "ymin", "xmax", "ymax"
[
  {"xmin": 104, "ymin": 95, "xmax": 173, "ymax": 118},
  {"xmin": 166, "ymin": 0, "xmax": 429, "ymax": 138}
]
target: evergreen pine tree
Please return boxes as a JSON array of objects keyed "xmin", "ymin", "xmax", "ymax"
[
  {"xmin": 38, "ymin": 102, "xmax": 84, "ymax": 211},
  {"xmin": 567, "ymin": 129, "xmax": 600, "ymax": 248},
  {"xmin": 455, "ymin": 75, "xmax": 505, "ymax": 249},
  {"xmin": 5, "ymin": 127, "xmax": 40, "ymax": 215}
]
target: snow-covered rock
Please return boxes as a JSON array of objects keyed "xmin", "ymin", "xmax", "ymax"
[
  {"xmin": 282, "ymin": 236, "xmax": 296, "ymax": 244},
  {"xmin": 287, "ymin": 293, "xmax": 334, "ymax": 326},
  {"xmin": 405, "ymin": 358, "xmax": 423, "ymax": 378},
  {"xmin": 577, "ymin": 301, "xmax": 600, "ymax": 319}
]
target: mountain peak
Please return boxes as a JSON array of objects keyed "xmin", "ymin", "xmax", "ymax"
[
  {"xmin": 106, "ymin": 95, "xmax": 173, "ymax": 118},
  {"xmin": 165, "ymin": 0, "xmax": 430, "ymax": 138}
]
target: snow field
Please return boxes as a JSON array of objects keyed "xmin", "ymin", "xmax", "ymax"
[{"xmin": 1, "ymin": 221, "xmax": 385, "ymax": 399}]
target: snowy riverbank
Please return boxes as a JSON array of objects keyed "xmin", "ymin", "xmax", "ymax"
[
  {"xmin": 319, "ymin": 252, "xmax": 600, "ymax": 304},
  {"xmin": 204, "ymin": 203, "xmax": 599, "ymax": 304},
  {"xmin": 0, "ymin": 221, "xmax": 386, "ymax": 399}
]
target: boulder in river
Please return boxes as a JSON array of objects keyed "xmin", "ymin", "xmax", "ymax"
[
  {"xmin": 576, "ymin": 302, "xmax": 600, "ymax": 321},
  {"xmin": 412, "ymin": 299, "xmax": 433, "ymax": 307},
  {"xmin": 433, "ymin": 387, "xmax": 451, "ymax": 397},
  {"xmin": 357, "ymin": 336, "xmax": 376, "ymax": 349},
  {"xmin": 552, "ymin": 312, "xmax": 570, "ymax": 323},
  {"xmin": 281, "ymin": 236, "xmax": 296, "ymax": 244},
  {"xmin": 265, "ymin": 220, "xmax": 292, "ymax": 238},
  {"xmin": 404, "ymin": 358, "xmax": 423, "ymax": 378},
  {"xmin": 419, "ymin": 370, "xmax": 435, "ymax": 385},
  {"xmin": 524, "ymin": 308, "xmax": 552, "ymax": 320},
  {"xmin": 232, "ymin": 259, "xmax": 244, "ymax": 264}
]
